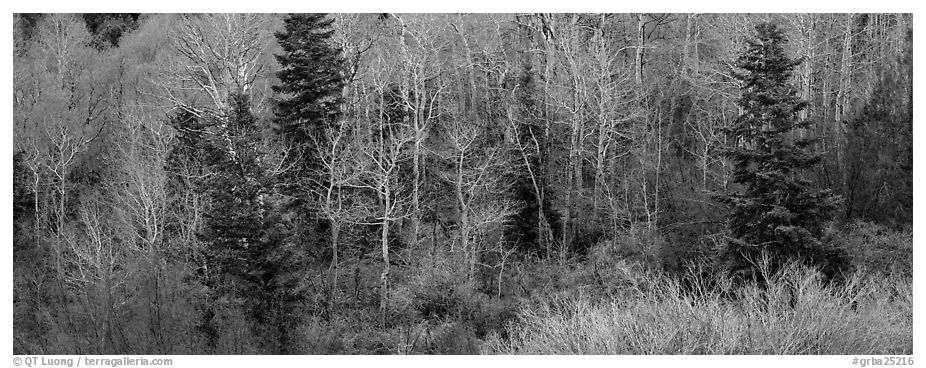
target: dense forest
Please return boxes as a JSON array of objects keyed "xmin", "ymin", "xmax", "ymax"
[{"xmin": 13, "ymin": 13, "xmax": 912, "ymax": 355}]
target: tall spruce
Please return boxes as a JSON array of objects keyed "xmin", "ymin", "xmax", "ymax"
[
  {"xmin": 273, "ymin": 13, "xmax": 346, "ymax": 178},
  {"xmin": 196, "ymin": 94, "xmax": 302, "ymax": 354},
  {"xmin": 720, "ymin": 23, "xmax": 841, "ymax": 277},
  {"xmin": 272, "ymin": 14, "xmax": 347, "ymax": 268}
]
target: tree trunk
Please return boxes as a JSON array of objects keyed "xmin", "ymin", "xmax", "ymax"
[
  {"xmin": 455, "ymin": 16, "xmax": 478, "ymax": 115},
  {"xmin": 635, "ymin": 13, "xmax": 646, "ymax": 86},
  {"xmin": 591, "ymin": 15, "xmax": 609, "ymax": 215},
  {"xmin": 456, "ymin": 151, "xmax": 472, "ymax": 283},
  {"xmin": 800, "ymin": 15, "xmax": 815, "ymax": 125},
  {"xmin": 837, "ymin": 13, "xmax": 854, "ymax": 201},
  {"xmin": 31, "ymin": 166, "xmax": 41, "ymax": 257},
  {"xmin": 593, "ymin": 127, "xmax": 609, "ymax": 213},
  {"xmin": 411, "ymin": 129, "xmax": 421, "ymax": 251},
  {"xmin": 683, "ymin": 14, "xmax": 696, "ymax": 74},
  {"xmin": 379, "ymin": 188, "xmax": 391, "ymax": 319},
  {"xmin": 563, "ymin": 32, "xmax": 582, "ymax": 252},
  {"xmin": 329, "ymin": 216, "xmax": 339, "ymax": 309},
  {"xmin": 895, "ymin": 14, "xmax": 907, "ymax": 55},
  {"xmin": 653, "ymin": 116, "xmax": 661, "ymax": 229},
  {"xmin": 836, "ymin": 14, "xmax": 854, "ymax": 126}
]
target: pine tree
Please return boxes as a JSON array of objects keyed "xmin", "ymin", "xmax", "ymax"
[
  {"xmin": 720, "ymin": 23, "xmax": 841, "ymax": 278},
  {"xmin": 273, "ymin": 13, "xmax": 346, "ymax": 177},
  {"xmin": 196, "ymin": 94, "xmax": 302, "ymax": 354},
  {"xmin": 272, "ymin": 14, "xmax": 347, "ymax": 270}
]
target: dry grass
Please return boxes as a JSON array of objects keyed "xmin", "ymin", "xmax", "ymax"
[{"xmin": 484, "ymin": 265, "xmax": 912, "ymax": 354}]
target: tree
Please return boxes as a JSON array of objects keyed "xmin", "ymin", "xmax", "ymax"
[
  {"xmin": 110, "ymin": 108, "xmax": 175, "ymax": 351},
  {"xmin": 197, "ymin": 94, "xmax": 301, "ymax": 354},
  {"xmin": 160, "ymin": 14, "xmax": 271, "ymax": 119},
  {"xmin": 306, "ymin": 123, "xmax": 364, "ymax": 309},
  {"xmin": 720, "ymin": 22, "xmax": 841, "ymax": 278},
  {"xmin": 436, "ymin": 117, "xmax": 518, "ymax": 286},
  {"xmin": 394, "ymin": 13, "xmax": 447, "ymax": 253},
  {"xmin": 272, "ymin": 13, "xmax": 348, "ymax": 272},
  {"xmin": 505, "ymin": 65, "xmax": 556, "ymax": 256},
  {"xmin": 354, "ymin": 108, "xmax": 415, "ymax": 320},
  {"xmin": 65, "ymin": 192, "xmax": 132, "ymax": 354},
  {"xmin": 273, "ymin": 13, "xmax": 346, "ymax": 176}
]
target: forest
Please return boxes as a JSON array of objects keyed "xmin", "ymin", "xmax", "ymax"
[{"xmin": 12, "ymin": 13, "xmax": 912, "ymax": 355}]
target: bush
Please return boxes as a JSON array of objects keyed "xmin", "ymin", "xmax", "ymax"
[
  {"xmin": 582, "ymin": 235, "xmax": 662, "ymax": 300},
  {"xmin": 406, "ymin": 255, "xmax": 467, "ymax": 321},
  {"xmin": 485, "ymin": 264, "xmax": 911, "ymax": 354},
  {"xmin": 395, "ymin": 251, "xmax": 521, "ymax": 349},
  {"xmin": 829, "ymin": 221, "xmax": 912, "ymax": 277},
  {"xmin": 594, "ymin": 227, "xmax": 670, "ymax": 270}
]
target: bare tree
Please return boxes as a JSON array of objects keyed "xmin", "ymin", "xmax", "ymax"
[
  {"xmin": 65, "ymin": 194, "xmax": 132, "ymax": 353},
  {"xmin": 390, "ymin": 14, "xmax": 449, "ymax": 251},
  {"xmin": 436, "ymin": 117, "xmax": 518, "ymax": 285},
  {"xmin": 107, "ymin": 108, "xmax": 177, "ymax": 351},
  {"xmin": 159, "ymin": 13, "xmax": 271, "ymax": 119},
  {"xmin": 835, "ymin": 13, "xmax": 855, "ymax": 127},
  {"xmin": 504, "ymin": 86, "xmax": 554, "ymax": 258},
  {"xmin": 306, "ymin": 123, "xmax": 365, "ymax": 308},
  {"xmin": 112, "ymin": 109, "xmax": 173, "ymax": 254},
  {"xmin": 352, "ymin": 91, "xmax": 416, "ymax": 316},
  {"xmin": 360, "ymin": 129, "xmax": 415, "ymax": 317},
  {"xmin": 635, "ymin": 13, "xmax": 646, "ymax": 86}
]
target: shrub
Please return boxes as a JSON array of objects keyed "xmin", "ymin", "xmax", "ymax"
[
  {"xmin": 485, "ymin": 264, "xmax": 911, "ymax": 354},
  {"xmin": 582, "ymin": 235, "xmax": 662, "ymax": 300},
  {"xmin": 406, "ymin": 255, "xmax": 466, "ymax": 321},
  {"xmin": 829, "ymin": 221, "xmax": 912, "ymax": 277},
  {"xmin": 594, "ymin": 227, "xmax": 669, "ymax": 270}
]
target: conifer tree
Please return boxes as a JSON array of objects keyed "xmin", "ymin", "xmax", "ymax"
[
  {"xmin": 197, "ymin": 94, "xmax": 302, "ymax": 354},
  {"xmin": 272, "ymin": 13, "xmax": 347, "ymax": 268},
  {"xmin": 273, "ymin": 13, "xmax": 346, "ymax": 178},
  {"xmin": 720, "ymin": 23, "xmax": 841, "ymax": 277}
]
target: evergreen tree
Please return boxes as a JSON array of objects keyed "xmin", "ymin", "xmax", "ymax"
[
  {"xmin": 196, "ymin": 94, "xmax": 303, "ymax": 354},
  {"xmin": 272, "ymin": 13, "xmax": 347, "ymax": 267},
  {"xmin": 273, "ymin": 13, "xmax": 346, "ymax": 178},
  {"xmin": 720, "ymin": 23, "xmax": 841, "ymax": 278}
]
